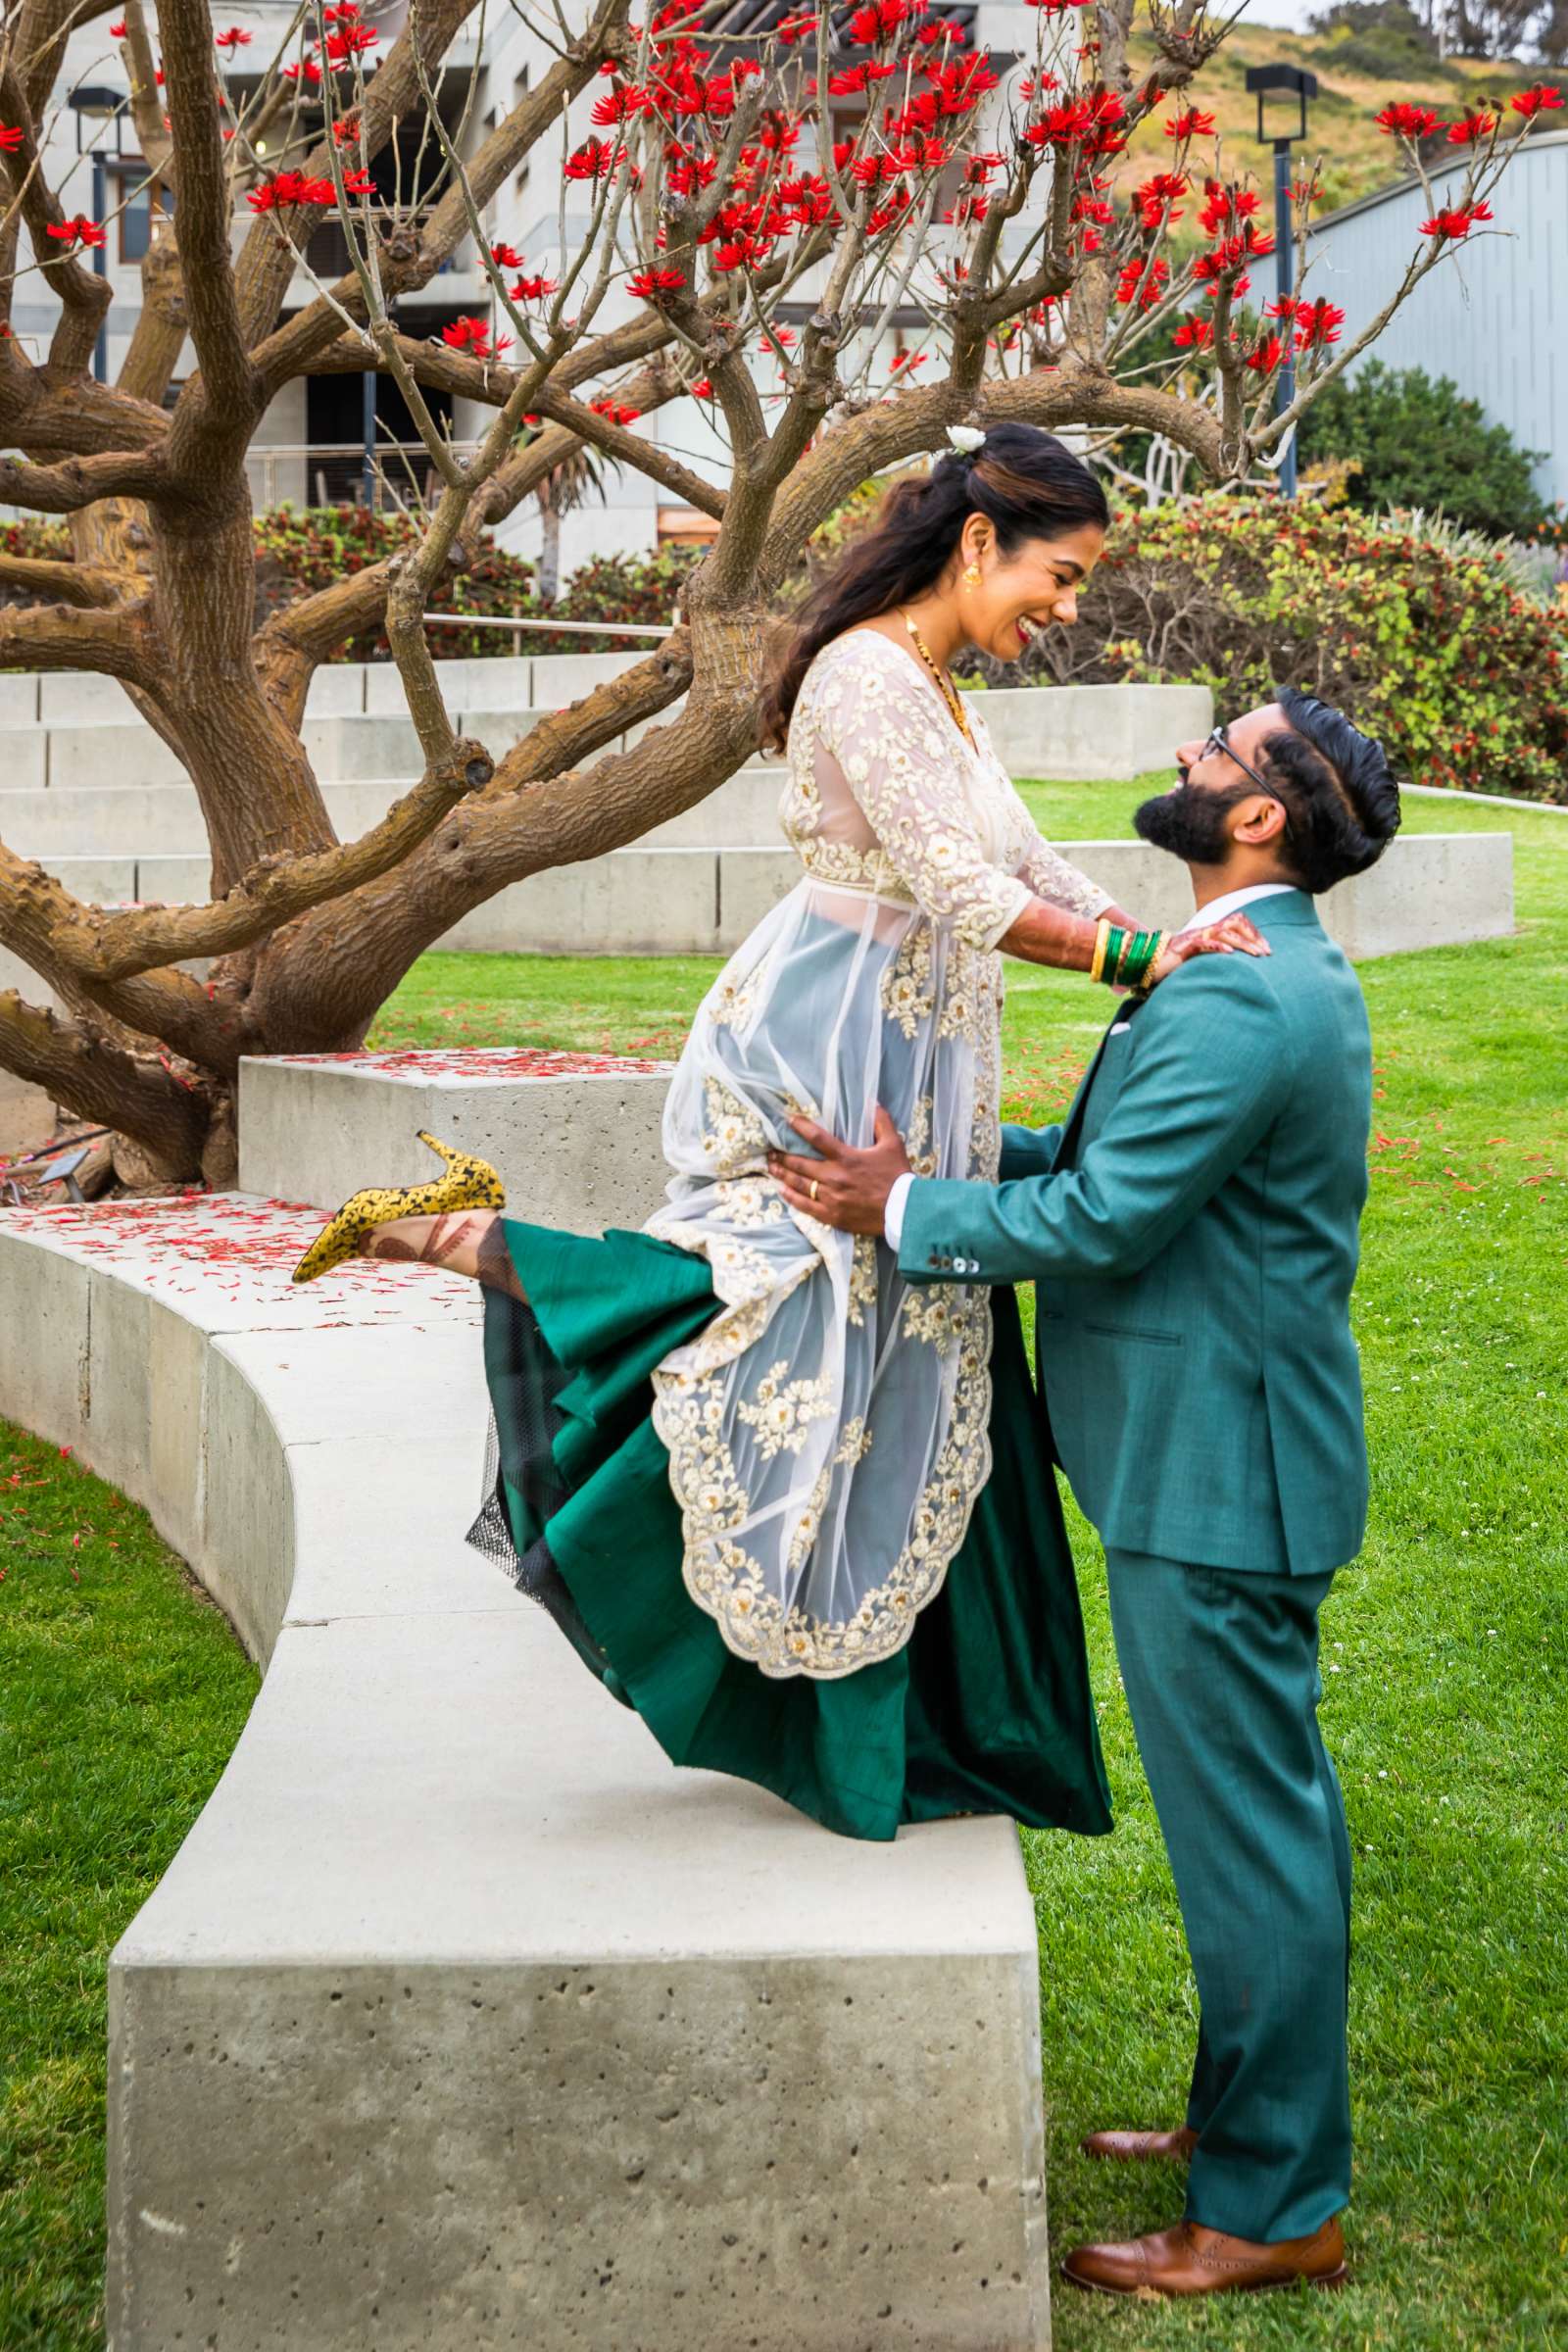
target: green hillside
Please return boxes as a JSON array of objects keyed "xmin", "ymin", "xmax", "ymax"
[{"xmin": 1119, "ymin": 16, "xmax": 1529, "ymax": 218}]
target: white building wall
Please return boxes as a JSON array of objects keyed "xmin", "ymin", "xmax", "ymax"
[{"xmin": 1308, "ymin": 129, "xmax": 1568, "ymax": 512}]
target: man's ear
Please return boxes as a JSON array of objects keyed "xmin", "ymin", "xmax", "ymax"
[{"xmin": 1233, "ymin": 794, "xmax": 1288, "ymax": 847}]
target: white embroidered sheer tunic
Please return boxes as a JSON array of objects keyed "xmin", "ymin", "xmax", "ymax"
[{"xmin": 643, "ymin": 627, "xmax": 1113, "ymax": 1678}]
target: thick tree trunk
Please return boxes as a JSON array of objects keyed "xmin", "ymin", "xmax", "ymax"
[{"xmin": 147, "ymin": 488, "xmax": 337, "ymax": 889}]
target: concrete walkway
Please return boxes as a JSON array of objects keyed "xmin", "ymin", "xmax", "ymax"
[{"xmin": 0, "ymin": 1192, "xmax": 1055, "ymax": 2351}]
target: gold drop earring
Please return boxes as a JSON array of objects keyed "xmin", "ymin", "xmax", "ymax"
[{"xmin": 961, "ymin": 562, "xmax": 982, "ymax": 593}]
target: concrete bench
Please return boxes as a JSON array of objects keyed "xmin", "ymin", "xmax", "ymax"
[
  {"xmin": 236, "ymin": 1047, "xmax": 675, "ymax": 1226},
  {"xmin": 0, "ymin": 1087, "xmax": 1056, "ymax": 2350}
]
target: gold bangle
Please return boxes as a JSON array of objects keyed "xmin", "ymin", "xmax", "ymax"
[
  {"xmin": 1134, "ymin": 932, "xmax": 1167, "ymax": 993},
  {"xmin": 1090, "ymin": 916, "xmax": 1110, "ymax": 986}
]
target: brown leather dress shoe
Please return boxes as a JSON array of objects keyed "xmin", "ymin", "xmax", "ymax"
[
  {"xmin": 1062, "ymin": 2215, "xmax": 1348, "ymax": 2298},
  {"xmin": 1081, "ymin": 2125, "xmax": 1199, "ymax": 2164}
]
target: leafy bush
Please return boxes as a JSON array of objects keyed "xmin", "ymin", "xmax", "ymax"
[
  {"xmin": 1297, "ymin": 363, "xmax": 1554, "ymax": 542},
  {"xmin": 253, "ymin": 511, "xmax": 700, "ymax": 661},
  {"xmin": 988, "ymin": 496, "xmax": 1568, "ymax": 802}
]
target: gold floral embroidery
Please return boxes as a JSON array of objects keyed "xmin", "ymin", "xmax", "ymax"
[
  {"xmin": 902, "ymin": 1286, "xmax": 962, "ymax": 1351},
  {"xmin": 880, "ymin": 925, "xmax": 935, "ymax": 1041},
  {"xmin": 847, "ymin": 1232, "xmax": 880, "ymax": 1325},
  {"xmin": 714, "ymin": 1176, "xmax": 787, "ymax": 1230},
  {"xmin": 700, "ymin": 1075, "xmax": 766, "ymax": 1175},
  {"xmin": 835, "ymin": 1415, "xmax": 873, "ymax": 1466},
  {"xmin": 709, "ymin": 975, "xmax": 759, "ymax": 1030},
  {"xmin": 737, "ymin": 1360, "xmax": 835, "ymax": 1460},
  {"xmin": 903, "ymin": 1093, "xmax": 938, "ymax": 1180}
]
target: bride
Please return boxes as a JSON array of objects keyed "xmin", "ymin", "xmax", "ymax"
[{"xmin": 291, "ymin": 423, "xmax": 1263, "ymax": 1841}]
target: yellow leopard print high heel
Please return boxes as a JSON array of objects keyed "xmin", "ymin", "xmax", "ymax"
[{"xmin": 289, "ymin": 1130, "xmax": 507, "ymax": 1285}]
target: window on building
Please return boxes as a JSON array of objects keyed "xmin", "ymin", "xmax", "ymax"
[{"xmin": 112, "ymin": 163, "xmax": 171, "ymax": 265}]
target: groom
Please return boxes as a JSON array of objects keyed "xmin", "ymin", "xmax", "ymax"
[{"xmin": 769, "ymin": 688, "xmax": 1402, "ymax": 2298}]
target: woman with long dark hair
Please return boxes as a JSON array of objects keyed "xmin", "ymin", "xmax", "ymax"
[{"xmin": 290, "ymin": 423, "xmax": 1262, "ymax": 1841}]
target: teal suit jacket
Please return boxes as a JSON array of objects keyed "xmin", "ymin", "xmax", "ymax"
[{"xmin": 898, "ymin": 891, "xmax": 1372, "ymax": 1577}]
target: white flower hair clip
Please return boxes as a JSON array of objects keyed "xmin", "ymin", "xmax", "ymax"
[{"xmin": 946, "ymin": 424, "xmax": 986, "ymax": 455}]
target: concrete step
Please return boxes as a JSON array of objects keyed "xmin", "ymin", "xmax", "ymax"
[
  {"xmin": 15, "ymin": 833, "xmax": 1515, "ymax": 965},
  {"xmin": 0, "ymin": 650, "xmax": 656, "ymax": 729},
  {"xmin": 0, "ymin": 766, "xmax": 790, "ymax": 859},
  {"xmin": 0, "ymin": 680, "xmax": 1210, "ymax": 793}
]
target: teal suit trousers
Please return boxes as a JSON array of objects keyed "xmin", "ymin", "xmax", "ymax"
[{"xmin": 1105, "ymin": 1549, "xmax": 1352, "ymax": 2241}]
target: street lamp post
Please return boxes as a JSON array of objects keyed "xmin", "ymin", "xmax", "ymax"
[
  {"xmin": 1245, "ymin": 64, "xmax": 1318, "ymax": 499},
  {"xmin": 66, "ymin": 84, "xmax": 124, "ymax": 385}
]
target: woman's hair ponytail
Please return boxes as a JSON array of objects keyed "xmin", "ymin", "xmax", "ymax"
[{"xmin": 760, "ymin": 421, "xmax": 1108, "ymax": 751}]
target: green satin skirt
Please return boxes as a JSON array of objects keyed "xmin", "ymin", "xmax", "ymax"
[{"xmin": 472, "ymin": 1216, "xmax": 1112, "ymax": 1845}]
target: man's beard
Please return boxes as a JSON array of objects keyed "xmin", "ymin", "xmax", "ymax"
[{"xmin": 1134, "ymin": 774, "xmax": 1255, "ymax": 864}]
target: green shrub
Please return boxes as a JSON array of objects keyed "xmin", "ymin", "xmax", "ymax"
[
  {"xmin": 1057, "ymin": 496, "xmax": 1568, "ymax": 802},
  {"xmin": 1297, "ymin": 363, "xmax": 1554, "ymax": 542}
]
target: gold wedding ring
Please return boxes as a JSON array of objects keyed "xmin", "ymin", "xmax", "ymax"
[{"xmin": 809, "ymin": 1178, "xmax": 820, "ymax": 1201}]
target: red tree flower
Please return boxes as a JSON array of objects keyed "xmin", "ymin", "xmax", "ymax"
[
  {"xmin": 1164, "ymin": 108, "xmax": 1216, "ymax": 140},
  {"xmin": 1375, "ymin": 101, "xmax": 1445, "ymax": 138},
  {"xmin": 1446, "ymin": 108, "xmax": 1497, "ymax": 145},
  {"xmin": 1511, "ymin": 84, "xmax": 1563, "ymax": 117},
  {"xmin": 0, "ymin": 125, "xmax": 23, "ymax": 151},
  {"xmin": 1421, "ymin": 201, "xmax": 1493, "ymax": 240},
  {"xmin": 46, "ymin": 215, "xmax": 104, "ymax": 249},
  {"xmin": 441, "ymin": 317, "xmax": 512, "ymax": 361},
  {"xmin": 215, "ymin": 26, "xmax": 252, "ymax": 51},
  {"xmin": 627, "ymin": 266, "xmax": 687, "ymax": 300},
  {"xmin": 1294, "ymin": 297, "xmax": 1345, "ymax": 350},
  {"xmin": 564, "ymin": 138, "xmax": 626, "ymax": 180}
]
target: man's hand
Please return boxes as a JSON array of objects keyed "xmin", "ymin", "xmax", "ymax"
[{"xmin": 767, "ymin": 1105, "xmax": 911, "ymax": 1236}]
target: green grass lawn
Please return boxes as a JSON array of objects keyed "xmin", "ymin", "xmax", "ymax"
[
  {"xmin": 0, "ymin": 1431, "xmax": 260, "ymax": 2351},
  {"xmin": 3, "ymin": 783, "xmax": 1562, "ymax": 2346}
]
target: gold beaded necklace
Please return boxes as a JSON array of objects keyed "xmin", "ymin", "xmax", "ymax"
[{"xmin": 900, "ymin": 608, "xmax": 974, "ymax": 750}]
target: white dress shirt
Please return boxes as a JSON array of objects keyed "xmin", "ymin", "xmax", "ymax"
[{"xmin": 882, "ymin": 881, "xmax": 1298, "ymax": 1252}]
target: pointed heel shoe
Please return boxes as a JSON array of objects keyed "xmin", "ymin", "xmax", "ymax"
[{"xmin": 289, "ymin": 1129, "xmax": 507, "ymax": 1286}]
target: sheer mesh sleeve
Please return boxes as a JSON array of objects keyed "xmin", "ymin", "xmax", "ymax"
[
  {"xmin": 812, "ymin": 640, "xmax": 1033, "ymax": 953},
  {"xmin": 1016, "ymin": 828, "xmax": 1116, "ymax": 921}
]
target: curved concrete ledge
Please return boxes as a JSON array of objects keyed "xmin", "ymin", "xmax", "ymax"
[{"xmin": 0, "ymin": 1194, "xmax": 1054, "ymax": 2352}]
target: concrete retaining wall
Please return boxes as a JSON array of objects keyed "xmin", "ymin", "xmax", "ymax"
[{"xmin": 0, "ymin": 1180, "xmax": 1055, "ymax": 2351}]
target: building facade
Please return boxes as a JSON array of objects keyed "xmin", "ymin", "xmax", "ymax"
[{"xmin": 1306, "ymin": 128, "xmax": 1568, "ymax": 514}]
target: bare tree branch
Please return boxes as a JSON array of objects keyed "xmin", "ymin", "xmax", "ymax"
[
  {"xmin": 0, "ymin": 553, "xmax": 122, "ymax": 605},
  {"xmin": 0, "ymin": 987, "xmax": 210, "ymax": 1162}
]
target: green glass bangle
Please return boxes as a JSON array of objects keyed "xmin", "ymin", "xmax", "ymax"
[
  {"xmin": 1113, "ymin": 929, "xmax": 1144, "ymax": 986},
  {"xmin": 1099, "ymin": 924, "xmax": 1126, "ymax": 985},
  {"xmin": 1119, "ymin": 929, "xmax": 1157, "ymax": 986}
]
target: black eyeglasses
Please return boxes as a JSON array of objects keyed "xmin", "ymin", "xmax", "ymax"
[{"xmin": 1200, "ymin": 724, "xmax": 1292, "ymax": 841}]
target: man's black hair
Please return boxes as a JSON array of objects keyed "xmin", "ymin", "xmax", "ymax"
[{"xmin": 1260, "ymin": 687, "xmax": 1402, "ymax": 896}]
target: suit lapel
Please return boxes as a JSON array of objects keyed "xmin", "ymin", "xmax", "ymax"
[{"xmin": 1056, "ymin": 998, "xmax": 1152, "ymax": 1169}]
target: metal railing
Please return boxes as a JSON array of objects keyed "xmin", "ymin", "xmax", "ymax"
[
  {"xmin": 245, "ymin": 439, "xmax": 485, "ymax": 510},
  {"xmin": 420, "ymin": 612, "xmax": 677, "ymax": 650}
]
